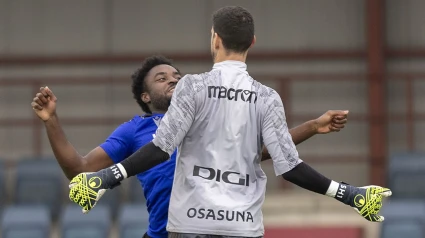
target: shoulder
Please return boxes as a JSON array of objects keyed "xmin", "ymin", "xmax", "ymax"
[
  {"xmin": 184, "ymin": 69, "xmax": 220, "ymax": 81},
  {"xmin": 115, "ymin": 115, "xmax": 154, "ymax": 132},
  {"xmin": 121, "ymin": 115, "xmax": 141, "ymax": 127},
  {"xmin": 252, "ymin": 81, "xmax": 280, "ymax": 103},
  {"xmin": 250, "ymin": 82, "xmax": 285, "ymax": 118},
  {"xmin": 109, "ymin": 115, "xmax": 161, "ymax": 140},
  {"xmin": 180, "ymin": 69, "xmax": 221, "ymax": 93},
  {"xmin": 177, "ymin": 72, "xmax": 209, "ymax": 95}
]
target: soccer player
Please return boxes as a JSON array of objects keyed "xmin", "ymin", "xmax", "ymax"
[
  {"xmin": 68, "ymin": 6, "xmax": 391, "ymax": 238},
  {"xmin": 32, "ymin": 55, "xmax": 348, "ymax": 238}
]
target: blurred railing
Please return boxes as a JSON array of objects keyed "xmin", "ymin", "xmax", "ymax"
[{"xmin": 0, "ymin": 72, "xmax": 423, "ymax": 185}]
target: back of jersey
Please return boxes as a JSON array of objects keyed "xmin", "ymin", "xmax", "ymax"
[{"xmin": 163, "ymin": 60, "xmax": 302, "ymax": 237}]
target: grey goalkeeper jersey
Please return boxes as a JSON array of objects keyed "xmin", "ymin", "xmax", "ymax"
[{"xmin": 152, "ymin": 60, "xmax": 302, "ymax": 237}]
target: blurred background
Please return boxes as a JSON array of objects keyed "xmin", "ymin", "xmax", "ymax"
[{"xmin": 0, "ymin": 0, "xmax": 424, "ymax": 237}]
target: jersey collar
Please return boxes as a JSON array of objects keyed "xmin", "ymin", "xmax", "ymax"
[
  {"xmin": 142, "ymin": 112, "xmax": 164, "ymax": 118},
  {"xmin": 213, "ymin": 60, "xmax": 247, "ymax": 71}
]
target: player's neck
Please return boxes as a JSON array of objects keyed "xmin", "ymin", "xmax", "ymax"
[
  {"xmin": 151, "ymin": 108, "xmax": 167, "ymax": 114},
  {"xmin": 214, "ymin": 50, "xmax": 247, "ymax": 64}
]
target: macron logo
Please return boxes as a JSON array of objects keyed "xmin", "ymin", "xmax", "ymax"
[{"xmin": 208, "ymin": 86, "xmax": 257, "ymax": 104}]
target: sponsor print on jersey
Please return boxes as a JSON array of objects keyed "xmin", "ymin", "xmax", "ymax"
[
  {"xmin": 187, "ymin": 208, "xmax": 254, "ymax": 223},
  {"xmin": 193, "ymin": 165, "xmax": 249, "ymax": 186},
  {"xmin": 207, "ymin": 86, "xmax": 257, "ymax": 103}
]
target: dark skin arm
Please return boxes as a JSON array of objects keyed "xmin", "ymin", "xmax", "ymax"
[
  {"xmin": 261, "ymin": 110, "xmax": 349, "ymax": 161},
  {"xmin": 31, "ymin": 87, "xmax": 113, "ymax": 180},
  {"xmin": 32, "ymin": 87, "xmax": 349, "ymax": 176}
]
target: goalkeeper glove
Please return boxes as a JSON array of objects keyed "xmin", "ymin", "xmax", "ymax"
[
  {"xmin": 68, "ymin": 164, "xmax": 125, "ymax": 213},
  {"xmin": 334, "ymin": 182, "xmax": 392, "ymax": 222}
]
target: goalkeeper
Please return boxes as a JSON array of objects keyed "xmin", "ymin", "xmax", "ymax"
[{"xmin": 69, "ymin": 6, "xmax": 391, "ymax": 237}]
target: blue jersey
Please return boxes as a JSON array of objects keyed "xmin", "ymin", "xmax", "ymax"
[{"xmin": 100, "ymin": 113, "xmax": 175, "ymax": 238}]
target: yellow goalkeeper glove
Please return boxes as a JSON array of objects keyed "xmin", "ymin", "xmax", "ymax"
[
  {"xmin": 68, "ymin": 164, "xmax": 124, "ymax": 213},
  {"xmin": 335, "ymin": 182, "xmax": 392, "ymax": 222}
]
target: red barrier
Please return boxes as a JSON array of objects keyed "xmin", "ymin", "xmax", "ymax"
[{"xmin": 265, "ymin": 227, "xmax": 363, "ymax": 238}]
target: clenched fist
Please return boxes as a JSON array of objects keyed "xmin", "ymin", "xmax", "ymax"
[
  {"xmin": 314, "ymin": 110, "xmax": 349, "ymax": 134},
  {"xmin": 31, "ymin": 86, "xmax": 57, "ymax": 122}
]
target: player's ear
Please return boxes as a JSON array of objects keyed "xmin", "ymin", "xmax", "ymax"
[
  {"xmin": 250, "ymin": 35, "xmax": 256, "ymax": 48},
  {"xmin": 141, "ymin": 93, "xmax": 151, "ymax": 104},
  {"xmin": 213, "ymin": 32, "xmax": 220, "ymax": 50}
]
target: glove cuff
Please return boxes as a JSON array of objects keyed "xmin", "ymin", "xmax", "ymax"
[
  {"xmin": 103, "ymin": 164, "xmax": 126, "ymax": 189},
  {"xmin": 334, "ymin": 182, "xmax": 356, "ymax": 207}
]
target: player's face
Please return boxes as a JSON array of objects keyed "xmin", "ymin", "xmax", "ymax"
[{"xmin": 144, "ymin": 64, "xmax": 181, "ymax": 112}]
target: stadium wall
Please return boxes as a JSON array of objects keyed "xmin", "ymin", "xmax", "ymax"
[{"xmin": 0, "ymin": 1, "xmax": 425, "ymax": 237}]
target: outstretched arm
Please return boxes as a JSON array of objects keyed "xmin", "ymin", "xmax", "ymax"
[
  {"xmin": 260, "ymin": 91, "xmax": 391, "ymax": 223},
  {"xmin": 290, "ymin": 110, "xmax": 348, "ymax": 145},
  {"xmin": 31, "ymin": 86, "xmax": 114, "ymax": 180},
  {"xmin": 282, "ymin": 162, "xmax": 391, "ymax": 222},
  {"xmin": 261, "ymin": 110, "xmax": 348, "ymax": 161}
]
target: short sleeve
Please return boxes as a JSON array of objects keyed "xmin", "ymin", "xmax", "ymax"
[
  {"xmin": 100, "ymin": 119, "xmax": 135, "ymax": 163},
  {"xmin": 262, "ymin": 90, "xmax": 303, "ymax": 176}
]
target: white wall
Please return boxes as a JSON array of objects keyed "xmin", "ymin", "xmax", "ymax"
[
  {"xmin": 386, "ymin": 0, "xmax": 425, "ymax": 48},
  {"xmin": 386, "ymin": 0, "xmax": 425, "ymax": 154},
  {"xmin": 0, "ymin": 0, "xmax": 365, "ymax": 54},
  {"xmin": 6, "ymin": 0, "xmax": 425, "ymax": 188}
]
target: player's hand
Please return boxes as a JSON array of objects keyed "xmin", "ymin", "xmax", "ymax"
[
  {"xmin": 69, "ymin": 165, "xmax": 124, "ymax": 214},
  {"xmin": 335, "ymin": 183, "xmax": 392, "ymax": 222},
  {"xmin": 31, "ymin": 86, "xmax": 57, "ymax": 122},
  {"xmin": 313, "ymin": 110, "xmax": 349, "ymax": 134}
]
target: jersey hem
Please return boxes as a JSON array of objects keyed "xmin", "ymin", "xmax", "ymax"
[{"xmin": 167, "ymin": 226, "xmax": 264, "ymax": 237}]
